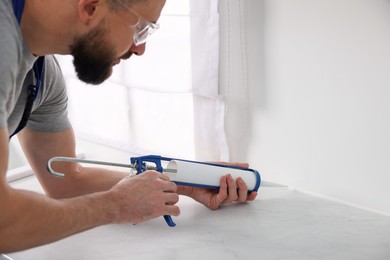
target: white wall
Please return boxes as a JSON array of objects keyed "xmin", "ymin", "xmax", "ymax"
[{"xmin": 221, "ymin": 0, "xmax": 390, "ymax": 215}]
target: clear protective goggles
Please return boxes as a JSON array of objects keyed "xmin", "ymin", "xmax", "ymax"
[{"xmin": 129, "ymin": 8, "xmax": 160, "ymax": 46}]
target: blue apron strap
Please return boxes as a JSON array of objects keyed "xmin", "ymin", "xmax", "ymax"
[
  {"xmin": 12, "ymin": 0, "xmax": 25, "ymax": 24},
  {"xmin": 10, "ymin": 0, "xmax": 45, "ymax": 138}
]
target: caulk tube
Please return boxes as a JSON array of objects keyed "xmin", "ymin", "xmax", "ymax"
[{"xmin": 164, "ymin": 160, "xmax": 261, "ymax": 192}]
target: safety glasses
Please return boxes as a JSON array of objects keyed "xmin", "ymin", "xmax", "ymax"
[{"xmin": 128, "ymin": 8, "xmax": 160, "ymax": 46}]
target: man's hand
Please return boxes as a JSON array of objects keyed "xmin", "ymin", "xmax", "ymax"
[
  {"xmin": 178, "ymin": 163, "xmax": 258, "ymax": 210},
  {"xmin": 108, "ymin": 170, "xmax": 180, "ymax": 224}
]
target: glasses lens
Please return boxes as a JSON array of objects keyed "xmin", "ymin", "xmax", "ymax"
[{"xmin": 133, "ymin": 22, "xmax": 159, "ymax": 46}]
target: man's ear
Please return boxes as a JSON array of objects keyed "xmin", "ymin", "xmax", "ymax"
[{"xmin": 76, "ymin": 0, "xmax": 102, "ymax": 24}]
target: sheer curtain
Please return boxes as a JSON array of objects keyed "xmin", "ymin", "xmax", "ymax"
[
  {"xmin": 57, "ymin": 0, "xmax": 227, "ymax": 161},
  {"xmin": 218, "ymin": 0, "xmax": 252, "ymax": 162}
]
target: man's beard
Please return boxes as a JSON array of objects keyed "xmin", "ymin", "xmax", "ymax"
[{"xmin": 70, "ymin": 21, "xmax": 116, "ymax": 85}]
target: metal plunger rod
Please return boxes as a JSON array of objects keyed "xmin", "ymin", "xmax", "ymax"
[
  {"xmin": 46, "ymin": 156, "xmax": 176, "ymax": 178},
  {"xmin": 46, "ymin": 157, "xmax": 136, "ymax": 178}
]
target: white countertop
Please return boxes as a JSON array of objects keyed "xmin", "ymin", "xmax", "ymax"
[
  {"xmin": 5, "ymin": 141, "xmax": 390, "ymax": 259},
  {"xmin": 7, "ymin": 176, "xmax": 390, "ymax": 260}
]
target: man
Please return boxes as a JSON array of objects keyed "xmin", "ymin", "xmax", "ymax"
[{"xmin": 0, "ymin": 0, "xmax": 257, "ymax": 253}]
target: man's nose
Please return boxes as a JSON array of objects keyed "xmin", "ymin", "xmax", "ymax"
[{"xmin": 130, "ymin": 43, "xmax": 146, "ymax": 56}]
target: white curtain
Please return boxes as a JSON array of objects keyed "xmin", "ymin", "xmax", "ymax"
[
  {"xmin": 218, "ymin": 0, "xmax": 251, "ymax": 161},
  {"xmin": 57, "ymin": 0, "xmax": 227, "ymax": 161}
]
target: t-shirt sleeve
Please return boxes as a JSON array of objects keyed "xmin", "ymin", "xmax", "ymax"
[
  {"xmin": 26, "ymin": 55, "xmax": 72, "ymax": 132},
  {"xmin": 0, "ymin": 1, "xmax": 22, "ymax": 129}
]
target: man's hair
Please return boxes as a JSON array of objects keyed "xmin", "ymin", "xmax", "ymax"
[{"xmin": 107, "ymin": 0, "xmax": 145, "ymax": 11}]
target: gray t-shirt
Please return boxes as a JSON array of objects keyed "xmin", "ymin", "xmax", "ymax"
[{"xmin": 1, "ymin": 0, "xmax": 71, "ymax": 136}]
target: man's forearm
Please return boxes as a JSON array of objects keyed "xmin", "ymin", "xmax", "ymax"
[
  {"xmin": 16, "ymin": 128, "xmax": 129, "ymax": 199},
  {"xmin": 0, "ymin": 186, "xmax": 114, "ymax": 253},
  {"xmin": 176, "ymin": 185, "xmax": 194, "ymax": 197},
  {"xmin": 1, "ymin": 170, "xmax": 180, "ymax": 253},
  {"xmin": 40, "ymin": 164, "xmax": 128, "ymax": 199}
]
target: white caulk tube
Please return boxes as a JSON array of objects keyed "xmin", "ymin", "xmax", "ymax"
[{"xmin": 164, "ymin": 160, "xmax": 261, "ymax": 192}]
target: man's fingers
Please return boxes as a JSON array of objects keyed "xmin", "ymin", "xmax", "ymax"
[
  {"xmin": 226, "ymin": 174, "xmax": 238, "ymax": 202},
  {"xmin": 247, "ymin": 191, "xmax": 258, "ymax": 201},
  {"xmin": 164, "ymin": 192, "xmax": 179, "ymax": 205},
  {"xmin": 158, "ymin": 173, "xmax": 171, "ymax": 181},
  {"xmin": 237, "ymin": 177, "xmax": 248, "ymax": 203},
  {"xmin": 162, "ymin": 181, "xmax": 177, "ymax": 192},
  {"xmin": 166, "ymin": 205, "xmax": 181, "ymax": 216},
  {"xmin": 219, "ymin": 175, "xmax": 228, "ymax": 195},
  {"xmin": 212, "ymin": 175, "xmax": 228, "ymax": 207}
]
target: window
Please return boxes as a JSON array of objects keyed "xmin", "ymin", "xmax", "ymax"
[{"xmin": 57, "ymin": 0, "xmax": 226, "ymax": 161}]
